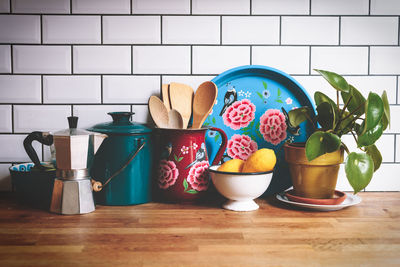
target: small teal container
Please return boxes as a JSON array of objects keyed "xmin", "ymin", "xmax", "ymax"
[{"xmin": 88, "ymin": 112, "xmax": 153, "ymax": 206}]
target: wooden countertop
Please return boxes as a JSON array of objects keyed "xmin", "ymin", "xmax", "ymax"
[{"xmin": 0, "ymin": 192, "xmax": 399, "ymax": 267}]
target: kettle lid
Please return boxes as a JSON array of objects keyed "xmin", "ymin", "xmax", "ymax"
[
  {"xmin": 54, "ymin": 116, "xmax": 92, "ymax": 136},
  {"xmin": 87, "ymin": 112, "xmax": 152, "ymax": 134}
]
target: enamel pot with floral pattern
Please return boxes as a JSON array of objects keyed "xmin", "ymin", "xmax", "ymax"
[{"xmin": 155, "ymin": 127, "xmax": 227, "ymax": 203}]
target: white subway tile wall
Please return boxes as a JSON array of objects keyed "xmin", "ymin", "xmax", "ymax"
[
  {"xmin": 0, "ymin": 45, "xmax": 11, "ymax": 73},
  {"xmin": 222, "ymin": 16, "xmax": 279, "ymax": 44},
  {"xmin": 252, "ymin": 0, "xmax": 309, "ymax": 15},
  {"xmin": 43, "ymin": 16, "xmax": 101, "ymax": 44},
  {"xmin": 163, "ymin": 16, "xmax": 220, "ymax": 44},
  {"xmin": 0, "ymin": 0, "xmax": 398, "ymax": 191},
  {"xmin": 12, "ymin": 0, "xmax": 70, "ymax": 14},
  {"xmin": 311, "ymin": 0, "xmax": 369, "ymax": 15},
  {"xmin": 281, "ymin": 16, "xmax": 339, "ymax": 45},
  {"xmin": 132, "ymin": 0, "xmax": 190, "ymax": 14},
  {"xmin": 103, "ymin": 16, "xmax": 160, "ymax": 44},
  {"xmin": 0, "ymin": 0, "xmax": 10, "ymax": 13}
]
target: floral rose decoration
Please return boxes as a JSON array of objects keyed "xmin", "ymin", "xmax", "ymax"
[
  {"xmin": 187, "ymin": 161, "xmax": 210, "ymax": 191},
  {"xmin": 223, "ymin": 99, "xmax": 256, "ymax": 130},
  {"xmin": 259, "ymin": 109, "xmax": 287, "ymax": 145},
  {"xmin": 227, "ymin": 134, "xmax": 258, "ymax": 160},
  {"xmin": 158, "ymin": 160, "xmax": 179, "ymax": 189}
]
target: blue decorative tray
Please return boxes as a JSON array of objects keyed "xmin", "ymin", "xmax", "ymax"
[{"xmin": 204, "ymin": 65, "xmax": 316, "ymax": 195}]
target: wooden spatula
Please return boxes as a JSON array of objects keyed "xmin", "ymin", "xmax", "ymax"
[
  {"xmin": 169, "ymin": 82, "xmax": 194, "ymax": 129},
  {"xmin": 192, "ymin": 81, "xmax": 218, "ymax": 129},
  {"xmin": 161, "ymin": 84, "xmax": 171, "ymax": 111},
  {"xmin": 148, "ymin": 96, "xmax": 169, "ymax": 128}
]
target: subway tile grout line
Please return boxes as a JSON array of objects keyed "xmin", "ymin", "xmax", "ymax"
[
  {"xmin": 100, "ymin": 75, "xmax": 103, "ymax": 104},
  {"xmin": 70, "ymin": 0, "xmax": 72, "ymax": 14},
  {"xmin": 398, "ymin": 16, "xmax": 400, "ymax": 46},
  {"xmin": 249, "ymin": 46, "xmax": 252, "ymax": 65},
  {"xmin": 190, "ymin": 0, "xmax": 192, "ymax": 15},
  {"xmin": 397, "ymin": 76, "xmax": 399, "ymax": 104},
  {"xmin": 367, "ymin": 46, "xmax": 370, "ymax": 75},
  {"xmin": 101, "ymin": 16, "xmax": 103, "ymax": 45},
  {"xmin": 250, "ymin": 0, "xmax": 252, "ymax": 15},
  {"xmin": 394, "ymin": 135, "xmax": 397, "ymax": 162},
  {"xmin": 309, "ymin": 0, "xmax": 312, "ymax": 15},
  {"xmin": 368, "ymin": 0, "xmax": 371, "ymax": 15},
  {"xmin": 190, "ymin": 45, "xmax": 193, "ymax": 74},
  {"xmin": 40, "ymin": 75, "xmax": 44, "ymax": 104},
  {"xmin": 160, "ymin": 15, "xmax": 163, "ymax": 44},
  {"xmin": 70, "ymin": 45, "xmax": 73, "ymax": 74},
  {"xmin": 308, "ymin": 46, "xmax": 311, "ymax": 75},
  {"xmin": 338, "ymin": 16, "xmax": 341, "ymax": 45},
  {"xmin": 279, "ymin": 16, "xmax": 282, "ymax": 45},
  {"xmin": 40, "ymin": 15, "xmax": 43, "ymax": 44},
  {"xmin": 219, "ymin": 16, "xmax": 222, "ymax": 45}
]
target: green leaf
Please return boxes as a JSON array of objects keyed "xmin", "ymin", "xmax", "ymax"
[
  {"xmin": 288, "ymin": 107, "xmax": 311, "ymax": 127},
  {"xmin": 314, "ymin": 91, "xmax": 338, "ymax": 118},
  {"xmin": 361, "ymin": 92, "xmax": 384, "ymax": 135},
  {"xmin": 203, "ymin": 122, "xmax": 210, "ymax": 126},
  {"xmin": 214, "ymin": 134, "xmax": 219, "ymax": 142},
  {"xmin": 365, "ymin": 144, "xmax": 382, "ymax": 172},
  {"xmin": 174, "ymin": 154, "xmax": 178, "ymax": 161},
  {"xmin": 183, "ymin": 179, "xmax": 188, "ymax": 190},
  {"xmin": 262, "ymin": 81, "xmax": 268, "ymax": 89},
  {"xmin": 212, "ymin": 117, "xmax": 216, "ymax": 124},
  {"xmin": 256, "ymin": 91, "xmax": 264, "ymax": 99},
  {"xmin": 277, "ymin": 88, "xmax": 281, "ymax": 96},
  {"xmin": 341, "ymin": 85, "xmax": 366, "ymax": 116},
  {"xmin": 345, "ymin": 152, "xmax": 374, "ymax": 194},
  {"xmin": 305, "ymin": 132, "xmax": 341, "ymax": 161},
  {"xmin": 276, "ymin": 99, "xmax": 283, "ymax": 103},
  {"xmin": 381, "ymin": 90, "xmax": 391, "ymax": 130},
  {"xmin": 177, "ymin": 157, "xmax": 184, "ymax": 162},
  {"xmin": 357, "ymin": 121, "xmax": 383, "ymax": 147},
  {"xmin": 314, "ymin": 69, "xmax": 350, "ymax": 93},
  {"xmin": 316, "ymin": 102, "xmax": 335, "ymax": 130},
  {"xmin": 186, "ymin": 189, "xmax": 198, "ymax": 194}
]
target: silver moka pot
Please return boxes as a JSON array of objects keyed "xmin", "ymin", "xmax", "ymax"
[{"xmin": 24, "ymin": 116, "xmax": 107, "ymax": 215}]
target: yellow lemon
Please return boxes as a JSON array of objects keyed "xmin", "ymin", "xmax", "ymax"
[
  {"xmin": 242, "ymin": 148, "xmax": 276, "ymax": 173},
  {"xmin": 217, "ymin": 159, "xmax": 245, "ymax": 173}
]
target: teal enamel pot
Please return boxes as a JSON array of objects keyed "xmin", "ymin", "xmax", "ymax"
[{"xmin": 88, "ymin": 112, "xmax": 153, "ymax": 205}]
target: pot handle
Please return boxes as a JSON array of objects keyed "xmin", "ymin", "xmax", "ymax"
[
  {"xmin": 209, "ymin": 127, "xmax": 228, "ymax": 166},
  {"xmin": 23, "ymin": 131, "xmax": 54, "ymax": 170},
  {"xmin": 92, "ymin": 138, "xmax": 146, "ymax": 192}
]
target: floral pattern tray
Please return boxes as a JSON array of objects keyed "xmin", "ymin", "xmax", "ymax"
[{"xmin": 204, "ymin": 65, "xmax": 315, "ymax": 195}]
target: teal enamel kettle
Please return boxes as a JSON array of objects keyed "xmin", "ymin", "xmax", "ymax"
[{"xmin": 88, "ymin": 112, "xmax": 153, "ymax": 205}]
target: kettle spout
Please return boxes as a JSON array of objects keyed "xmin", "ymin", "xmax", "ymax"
[{"xmin": 93, "ymin": 133, "xmax": 108, "ymax": 154}]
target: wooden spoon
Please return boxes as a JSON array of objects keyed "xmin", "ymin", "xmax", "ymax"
[
  {"xmin": 161, "ymin": 84, "xmax": 171, "ymax": 111},
  {"xmin": 168, "ymin": 109, "xmax": 184, "ymax": 129},
  {"xmin": 169, "ymin": 82, "xmax": 194, "ymax": 129},
  {"xmin": 192, "ymin": 81, "xmax": 218, "ymax": 129},
  {"xmin": 148, "ymin": 96, "xmax": 169, "ymax": 128}
]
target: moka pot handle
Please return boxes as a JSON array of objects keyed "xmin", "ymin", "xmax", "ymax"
[{"xmin": 23, "ymin": 131, "xmax": 54, "ymax": 170}]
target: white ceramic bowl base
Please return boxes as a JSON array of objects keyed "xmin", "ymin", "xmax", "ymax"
[
  {"xmin": 223, "ymin": 199, "xmax": 260, "ymax": 211},
  {"xmin": 209, "ymin": 165, "xmax": 273, "ymax": 212}
]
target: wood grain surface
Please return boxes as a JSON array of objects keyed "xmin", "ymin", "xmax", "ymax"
[{"xmin": 0, "ymin": 192, "xmax": 399, "ymax": 267}]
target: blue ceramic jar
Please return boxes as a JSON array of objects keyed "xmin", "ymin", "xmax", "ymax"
[{"xmin": 88, "ymin": 112, "xmax": 153, "ymax": 205}]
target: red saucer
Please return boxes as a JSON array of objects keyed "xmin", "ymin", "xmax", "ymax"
[{"xmin": 285, "ymin": 189, "xmax": 346, "ymax": 205}]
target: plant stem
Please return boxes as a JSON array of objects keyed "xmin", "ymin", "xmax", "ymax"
[
  {"xmin": 304, "ymin": 112, "xmax": 316, "ymax": 130},
  {"xmin": 336, "ymin": 90, "xmax": 340, "ymax": 115},
  {"xmin": 341, "ymin": 102, "xmax": 364, "ymax": 121},
  {"xmin": 339, "ymin": 95, "xmax": 353, "ymax": 119},
  {"xmin": 351, "ymin": 130, "xmax": 358, "ymax": 143},
  {"xmin": 338, "ymin": 113, "xmax": 362, "ymax": 135}
]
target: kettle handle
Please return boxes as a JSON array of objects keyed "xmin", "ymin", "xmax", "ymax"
[
  {"xmin": 92, "ymin": 138, "xmax": 146, "ymax": 192},
  {"xmin": 209, "ymin": 127, "xmax": 228, "ymax": 166},
  {"xmin": 23, "ymin": 131, "xmax": 54, "ymax": 170}
]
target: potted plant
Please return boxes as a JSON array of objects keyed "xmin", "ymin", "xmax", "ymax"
[{"xmin": 284, "ymin": 69, "xmax": 391, "ymax": 199}]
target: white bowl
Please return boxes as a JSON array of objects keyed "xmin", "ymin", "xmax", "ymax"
[{"xmin": 209, "ymin": 165, "xmax": 273, "ymax": 211}]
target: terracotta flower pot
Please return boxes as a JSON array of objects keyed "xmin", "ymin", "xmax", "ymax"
[{"xmin": 283, "ymin": 142, "xmax": 344, "ymax": 199}]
